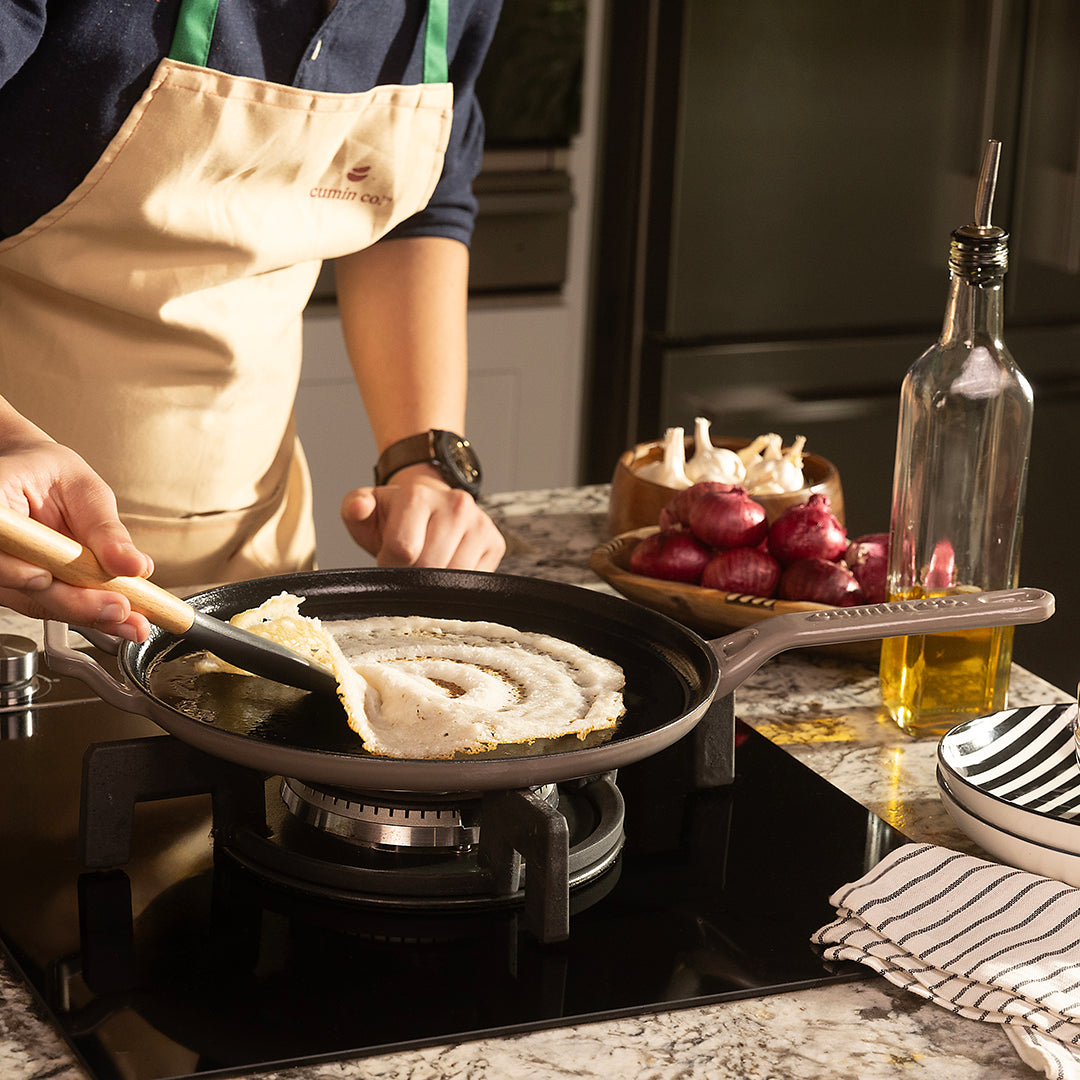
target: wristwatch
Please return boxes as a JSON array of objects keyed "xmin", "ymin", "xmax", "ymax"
[{"xmin": 373, "ymin": 430, "xmax": 482, "ymax": 497}]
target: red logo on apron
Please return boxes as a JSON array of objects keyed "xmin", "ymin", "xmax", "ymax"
[{"xmin": 311, "ymin": 164, "xmax": 388, "ymax": 203}]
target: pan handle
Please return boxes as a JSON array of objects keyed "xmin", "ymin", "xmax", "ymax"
[
  {"xmin": 73, "ymin": 627, "xmax": 122, "ymax": 656},
  {"xmin": 42, "ymin": 621, "xmax": 148, "ymax": 712},
  {"xmin": 709, "ymin": 587, "xmax": 1055, "ymax": 698}
]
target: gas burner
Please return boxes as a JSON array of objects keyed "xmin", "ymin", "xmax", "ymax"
[
  {"xmin": 278, "ymin": 777, "xmax": 557, "ymax": 852},
  {"xmin": 78, "ymin": 733, "xmax": 627, "ymax": 942},
  {"xmin": 218, "ymin": 773, "xmax": 626, "ymax": 942}
]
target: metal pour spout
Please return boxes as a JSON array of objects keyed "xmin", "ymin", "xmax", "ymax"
[
  {"xmin": 950, "ymin": 138, "xmax": 1008, "ymax": 275},
  {"xmin": 974, "ymin": 139, "xmax": 1002, "ymax": 231}
]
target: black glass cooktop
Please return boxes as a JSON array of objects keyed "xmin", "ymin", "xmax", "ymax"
[{"xmin": 0, "ymin": 666, "xmax": 905, "ymax": 1080}]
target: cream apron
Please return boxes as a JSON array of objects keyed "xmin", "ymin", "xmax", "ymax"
[{"xmin": 0, "ymin": 0, "xmax": 453, "ymax": 592}]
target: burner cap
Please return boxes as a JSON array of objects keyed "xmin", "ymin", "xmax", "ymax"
[{"xmin": 280, "ymin": 780, "xmax": 560, "ymax": 852}]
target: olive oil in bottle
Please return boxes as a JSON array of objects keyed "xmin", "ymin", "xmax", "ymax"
[
  {"xmin": 879, "ymin": 141, "xmax": 1033, "ymax": 738},
  {"xmin": 880, "ymin": 596, "xmax": 1015, "ymax": 737}
]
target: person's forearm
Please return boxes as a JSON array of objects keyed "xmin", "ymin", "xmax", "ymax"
[
  {"xmin": 333, "ymin": 236, "xmax": 504, "ymax": 570},
  {"xmin": 334, "ymin": 235, "xmax": 470, "ymax": 454}
]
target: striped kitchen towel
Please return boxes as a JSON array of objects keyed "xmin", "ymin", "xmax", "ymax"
[{"xmin": 812, "ymin": 843, "xmax": 1080, "ymax": 1080}]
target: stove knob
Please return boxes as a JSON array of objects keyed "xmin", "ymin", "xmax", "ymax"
[
  {"xmin": 0, "ymin": 634, "xmax": 40, "ymax": 738},
  {"xmin": 0, "ymin": 634, "xmax": 38, "ymax": 687}
]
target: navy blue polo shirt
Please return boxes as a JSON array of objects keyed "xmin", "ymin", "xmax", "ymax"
[{"xmin": 0, "ymin": 0, "xmax": 501, "ymax": 243}]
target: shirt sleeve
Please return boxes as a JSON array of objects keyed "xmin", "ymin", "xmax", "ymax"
[
  {"xmin": 0, "ymin": 1, "xmax": 47, "ymax": 89},
  {"xmin": 384, "ymin": 0, "xmax": 502, "ymax": 247}
]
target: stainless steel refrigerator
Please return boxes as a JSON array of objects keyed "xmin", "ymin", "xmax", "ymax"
[{"xmin": 584, "ymin": 0, "xmax": 1080, "ymax": 690}]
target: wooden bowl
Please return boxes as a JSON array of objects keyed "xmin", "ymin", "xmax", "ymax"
[
  {"xmin": 589, "ymin": 527, "xmax": 881, "ymax": 663},
  {"xmin": 608, "ymin": 436, "xmax": 844, "ymax": 536}
]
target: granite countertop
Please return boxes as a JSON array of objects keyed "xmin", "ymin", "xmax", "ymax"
[{"xmin": 1, "ymin": 485, "xmax": 1070, "ymax": 1080}]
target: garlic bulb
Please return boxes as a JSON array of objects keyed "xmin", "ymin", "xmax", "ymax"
[
  {"xmin": 745, "ymin": 434, "xmax": 806, "ymax": 494},
  {"xmin": 636, "ymin": 426, "xmax": 692, "ymax": 489},
  {"xmin": 685, "ymin": 416, "xmax": 747, "ymax": 485},
  {"xmin": 736, "ymin": 433, "xmax": 774, "ymax": 469},
  {"xmin": 635, "ymin": 425, "xmax": 811, "ymax": 495}
]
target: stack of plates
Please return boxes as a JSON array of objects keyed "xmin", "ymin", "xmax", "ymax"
[{"xmin": 937, "ymin": 703, "xmax": 1080, "ymax": 886}]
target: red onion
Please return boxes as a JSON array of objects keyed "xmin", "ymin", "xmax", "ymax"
[
  {"xmin": 628, "ymin": 529, "xmax": 713, "ymax": 584},
  {"xmin": 657, "ymin": 504, "xmax": 682, "ymax": 533},
  {"xmin": 779, "ymin": 558, "xmax": 865, "ymax": 606},
  {"xmin": 687, "ymin": 487, "xmax": 768, "ymax": 550},
  {"xmin": 844, "ymin": 532, "xmax": 889, "ymax": 604},
  {"xmin": 767, "ymin": 493, "xmax": 847, "ymax": 565},
  {"xmin": 701, "ymin": 547, "xmax": 781, "ymax": 598},
  {"xmin": 659, "ymin": 481, "xmax": 737, "ymax": 531}
]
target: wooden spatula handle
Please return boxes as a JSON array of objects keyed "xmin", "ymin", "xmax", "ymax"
[{"xmin": 0, "ymin": 505, "xmax": 196, "ymax": 634}]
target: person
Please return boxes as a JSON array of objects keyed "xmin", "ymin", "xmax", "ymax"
[{"xmin": 0, "ymin": 0, "xmax": 507, "ymax": 645}]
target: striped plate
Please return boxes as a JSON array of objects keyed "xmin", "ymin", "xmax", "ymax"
[{"xmin": 938, "ymin": 703, "xmax": 1080, "ymax": 852}]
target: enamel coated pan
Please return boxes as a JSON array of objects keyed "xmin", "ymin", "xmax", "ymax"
[{"xmin": 43, "ymin": 568, "xmax": 1054, "ymax": 792}]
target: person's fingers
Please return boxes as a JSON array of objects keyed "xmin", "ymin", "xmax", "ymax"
[
  {"xmin": 0, "ymin": 578, "xmax": 151, "ymax": 641},
  {"xmin": 342, "ymin": 482, "xmax": 505, "ymax": 570},
  {"xmin": 372, "ymin": 488, "xmax": 477, "ymax": 568}
]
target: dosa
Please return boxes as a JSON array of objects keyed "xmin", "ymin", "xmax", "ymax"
[{"xmin": 197, "ymin": 593, "xmax": 625, "ymax": 759}]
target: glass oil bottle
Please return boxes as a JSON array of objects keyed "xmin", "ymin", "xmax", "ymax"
[{"xmin": 879, "ymin": 140, "xmax": 1034, "ymax": 738}]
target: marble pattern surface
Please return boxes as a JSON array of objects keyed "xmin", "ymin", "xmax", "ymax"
[{"xmin": 0, "ymin": 484, "xmax": 1070, "ymax": 1080}]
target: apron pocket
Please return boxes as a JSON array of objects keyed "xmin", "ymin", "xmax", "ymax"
[{"xmin": 122, "ymin": 439, "xmax": 316, "ymax": 594}]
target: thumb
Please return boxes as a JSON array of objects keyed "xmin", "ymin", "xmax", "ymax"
[{"xmin": 340, "ymin": 487, "xmax": 381, "ymax": 554}]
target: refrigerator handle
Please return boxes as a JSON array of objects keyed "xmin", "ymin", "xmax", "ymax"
[
  {"xmin": 1014, "ymin": 0, "xmax": 1080, "ymax": 273},
  {"xmin": 1025, "ymin": 120, "xmax": 1080, "ymax": 275}
]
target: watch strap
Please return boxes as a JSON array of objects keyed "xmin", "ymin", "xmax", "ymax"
[
  {"xmin": 373, "ymin": 430, "xmax": 481, "ymax": 496},
  {"xmin": 374, "ymin": 432, "xmax": 437, "ymax": 487}
]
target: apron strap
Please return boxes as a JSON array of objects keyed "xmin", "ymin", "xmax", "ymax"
[
  {"xmin": 168, "ymin": 0, "xmax": 219, "ymax": 68},
  {"xmin": 169, "ymin": 0, "xmax": 450, "ymax": 83},
  {"xmin": 423, "ymin": 0, "xmax": 450, "ymax": 84}
]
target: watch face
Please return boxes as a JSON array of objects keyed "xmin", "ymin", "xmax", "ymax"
[{"xmin": 434, "ymin": 431, "xmax": 482, "ymax": 494}]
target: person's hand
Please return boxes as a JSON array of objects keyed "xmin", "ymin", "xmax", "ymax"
[
  {"xmin": 0, "ymin": 435, "xmax": 154, "ymax": 641},
  {"xmin": 340, "ymin": 466, "xmax": 505, "ymax": 571}
]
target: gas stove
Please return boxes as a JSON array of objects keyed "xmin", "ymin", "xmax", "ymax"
[{"xmin": 0, "ymin": 632, "xmax": 906, "ymax": 1080}]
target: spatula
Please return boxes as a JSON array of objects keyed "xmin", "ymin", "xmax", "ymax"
[{"xmin": 0, "ymin": 505, "xmax": 339, "ymax": 696}]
